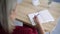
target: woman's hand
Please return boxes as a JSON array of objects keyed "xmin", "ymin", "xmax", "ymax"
[
  {"xmin": 33, "ymin": 16, "xmax": 40, "ymax": 25},
  {"xmin": 33, "ymin": 16, "xmax": 45, "ymax": 34}
]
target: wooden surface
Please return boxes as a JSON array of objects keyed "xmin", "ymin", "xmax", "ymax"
[{"xmin": 16, "ymin": 0, "xmax": 60, "ymax": 32}]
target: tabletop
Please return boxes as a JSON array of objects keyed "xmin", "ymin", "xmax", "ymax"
[{"xmin": 16, "ymin": 0, "xmax": 60, "ymax": 32}]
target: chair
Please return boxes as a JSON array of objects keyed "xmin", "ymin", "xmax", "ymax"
[{"xmin": 51, "ymin": 17, "xmax": 60, "ymax": 34}]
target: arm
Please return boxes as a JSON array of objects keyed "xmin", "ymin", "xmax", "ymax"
[{"xmin": 33, "ymin": 16, "xmax": 45, "ymax": 34}]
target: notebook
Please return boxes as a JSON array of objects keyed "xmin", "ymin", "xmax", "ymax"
[{"xmin": 28, "ymin": 9, "xmax": 55, "ymax": 26}]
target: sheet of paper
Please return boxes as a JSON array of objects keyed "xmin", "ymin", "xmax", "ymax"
[
  {"xmin": 14, "ymin": 20, "xmax": 23, "ymax": 26},
  {"xmin": 28, "ymin": 9, "xmax": 55, "ymax": 25}
]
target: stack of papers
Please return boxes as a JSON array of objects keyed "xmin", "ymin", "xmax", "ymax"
[{"xmin": 28, "ymin": 9, "xmax": 55, "ymax": 25}]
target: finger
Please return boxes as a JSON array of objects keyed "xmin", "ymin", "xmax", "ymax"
[
  {"xmin": 33, "ymin": 16, "xmax": 38, "ymax": 22},
  {"xmin": 33, "ymin": 15, "xmax": 37, "ymax": 19}
]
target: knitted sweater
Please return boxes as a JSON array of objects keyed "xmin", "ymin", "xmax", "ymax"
[{"xmin": 12, "ymin": 24, "xmax": 38, "ymax": 34}]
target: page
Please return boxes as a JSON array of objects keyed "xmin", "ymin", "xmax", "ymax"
[
  {"xmin": 38, "ymin": 10, "xmax": 55, "ymax": 23},
  {"xmin": 28, "ymin": 13, "xmax": 38, "ymax": 25}
]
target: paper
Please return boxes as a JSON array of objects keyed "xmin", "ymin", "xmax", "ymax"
[
  {"xmin": 28, "ymin": 9, "xmax": 55, "ymax": 25},
  {"xmin": 14, "ymin": 20, "xmax": 23, "ymax": 26}
]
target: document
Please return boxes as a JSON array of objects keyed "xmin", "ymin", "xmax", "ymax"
[{"xmin": 28, "ymin": 9, "xmax": 55, "ymax": 25}]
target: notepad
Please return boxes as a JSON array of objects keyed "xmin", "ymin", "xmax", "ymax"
[{"xmin": 28, "ymin": 9, "xmax": 55, "ymax": 25}]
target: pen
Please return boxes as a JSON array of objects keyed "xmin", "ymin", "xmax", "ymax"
[{"xmin": 34, "ymin": 13, "xmax": 40, "ymax": 17}]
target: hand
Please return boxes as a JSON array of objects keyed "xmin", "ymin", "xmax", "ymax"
[
  {"xmin": 33, "ymin": 16, "xmax": 40, "ymax": 25},
  {"xmin": 33, "ymin": 16, "xmax": 45, "ymax": 34}
]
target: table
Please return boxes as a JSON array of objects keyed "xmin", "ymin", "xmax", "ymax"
[{"xmin": 16, "ymin": 0, "xmax": 60, "ymax": 32}]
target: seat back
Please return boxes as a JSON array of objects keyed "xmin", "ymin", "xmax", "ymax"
[{"xmin": 51, "ymin": 17, "xmax": 60, "ymax": 34}]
